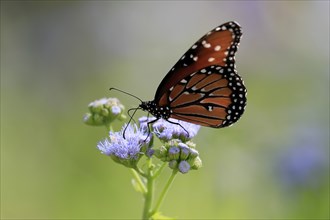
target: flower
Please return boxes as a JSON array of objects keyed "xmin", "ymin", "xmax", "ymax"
[
  {"xmin": 83, "ymin": 97, "xmax": 126, "ymax": 126},
  {"xmin": 152, "ymin": 119, "xmax": 200, "ymax": 142},
  {"xmin": 275, "ymin": 142, "xmax": 328, "ymax": 190},
  {"xmin": 138, "ymin": 117, "xmax": 200, "ymax": 142},
  {"xmin": 97, "ymin": 124, "xmax": 150, "ymax": 168},
  {"xmin": 138, "ymin": 116, "xmax": 155, "ymax": 133}
]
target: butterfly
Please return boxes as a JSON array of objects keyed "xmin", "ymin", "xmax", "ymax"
[{"xmin": 136, "ymin": 21, "xmax": 247, "ymax": 129}]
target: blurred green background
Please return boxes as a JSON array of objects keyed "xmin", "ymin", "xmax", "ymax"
[{"xmin": 1, "ymin": 1, "xmax": 329, "ymax": 219}]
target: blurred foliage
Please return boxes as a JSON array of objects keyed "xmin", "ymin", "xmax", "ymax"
[{"xmin": 1, "ymin": 1, "xmax": 329, "ymax": 219}]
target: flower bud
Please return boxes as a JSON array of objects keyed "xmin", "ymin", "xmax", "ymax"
[
  {"xmin": 100, "ymin": 108, "xmax": 109, "ymax": 117},
  {"xmin": 111, "ymin": 106, "xmax": 121, "ymax": 115},
  {"xmin": 83, "ymin": 113, "xmax": 94, "ymax": 125},
  {"xmin": 146, "ymin": 148, "xmax": 154, "ymax": 158},
  {"xmin": 154, "ymin": 145, "xmax": 168, "ymax": 161},
  {"xmin": 190, "ymin": 157, "xmax": 202, "ymax": 170},
  {"xmin": 186, "ymin": 141, "xmax": 196, "ymax": 149},
  {"xmin": 178, "ymin": 143, "xmax": 190, "ymax": 160},
  {"xmin": 189, "ymin": 148, "xmax": 199, "ymax": 159},
  {"xmin": 178, "ymin": 161, "xmax": 191, "ymax": 174},
  {"xmin": 168, "ymin": 146, "xmax": 180, "ymax": 160},
  {"xmin": 168, "ymin": 160, "xmax": 178, "ymax": 169}
]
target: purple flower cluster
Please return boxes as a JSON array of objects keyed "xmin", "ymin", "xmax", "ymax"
[
  {"xmin": 97, "ymin": 124, "xmax": 150, "ymax": 168},
  {"xmin": 97, "ymin": 116, "xmax": 201, "ymax": 173},
  {"xmin": 152, "ymin": 118, "xmax": 200, "ymax": 142}
]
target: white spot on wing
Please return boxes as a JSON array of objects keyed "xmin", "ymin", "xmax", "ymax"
[
  {"xmin": 204, "ymin": 43, "xmax": 211, "ymax": 48},
  {"xmin": 190, "ymin": 72, "xmax": 197, "ymax": 77},
  {"xmin": 214, "ymin": 45, "xmax": 221, "ymax": 51},
  {"xmin": 202, "ymin": 40, "xmax": 211, "ymax": 48}
]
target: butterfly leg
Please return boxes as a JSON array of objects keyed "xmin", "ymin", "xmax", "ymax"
[
  {"xmin": 123, "ymin": 107, "xmax": 140, "ymax": 139},
  {"xmin": 145, "ymin": 117, "xmax": 190, "ymax": 138},
  {"xmin": 144, "ymin": 117, "xmax": 159, "ymax": 142},
  {"xmin": 165, "ymin": 119, "xmax": 190, "ymax": 137},
  {"xmin": 127, "ymin": 107, "xmax": 139, "ymax": 124}
]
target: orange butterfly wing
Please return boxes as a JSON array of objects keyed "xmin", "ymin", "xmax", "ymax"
[{"xmin": 153, "ymin": 21, "xmax": 246, "ymax": 128}]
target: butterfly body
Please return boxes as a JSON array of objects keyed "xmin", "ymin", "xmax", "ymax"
[{"xmin": 140, "ymin": 21, "xmax": 247, "ymax": 128}]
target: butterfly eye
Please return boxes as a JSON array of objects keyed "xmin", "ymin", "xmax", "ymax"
[{"xmin": 139, "ymin": 21, "xmax": 246, "ymax": 128}]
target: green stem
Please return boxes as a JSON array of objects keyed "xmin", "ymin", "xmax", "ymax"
[
  {"xmin": 150, "ymin": 169, "xmax": 178, "ymax": 217},
  {"xmin": 105, "ymin": 123, "xmax": 113, "ymax": 133},
  {"xmin": 142, "ymin": 159, "xmax": 154, "ymax": 220},
  {"xmin": 135, "ymin": 166, "xmax": 147, "ymax": 178},
  {"xmin": 131, "ymin": 169, "xmax": 147, "ymax": 194},
  {"xmin": 153, "ymin": 162, "xmax": 167, "ymax": 179}
]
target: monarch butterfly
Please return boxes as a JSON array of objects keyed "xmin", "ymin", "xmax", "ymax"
[{"xmin": 113, "ymin": 21, "xmax": 247, "ymax": 131}]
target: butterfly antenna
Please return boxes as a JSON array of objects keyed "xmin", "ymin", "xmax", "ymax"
[{"xmin": 109, "ymin": 87, "xmax": 143, "ymax": 103}]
